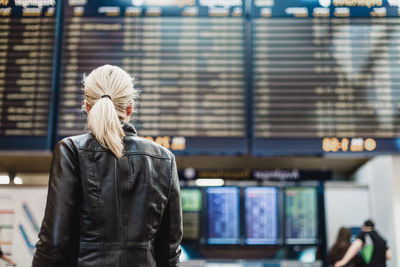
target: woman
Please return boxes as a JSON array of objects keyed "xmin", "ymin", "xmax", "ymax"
[
  {"xmin": 32, "ymin": 65, "xmax": 183, "ymax": 267},
  {"xmin": 329, "ymin": 227, "xmax": 357, "ymax": 267}
]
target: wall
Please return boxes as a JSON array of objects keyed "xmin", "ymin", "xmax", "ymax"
[
  {"xmin": 392, "ymin": 158, "xmax": 400, "ymax": 267},
  {"xmin": 324, "ymin": 182, "xmax": 370, "ymax": 249},
  {"xmin": 0, "ymin": 187, "xmax": 47, "ymax": 267},
  {"xmin": 353, "ymin": 156, "xmax": 399, "ymax": 267}
]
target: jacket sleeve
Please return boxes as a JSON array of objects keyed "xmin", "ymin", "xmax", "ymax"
[
  {"xmin": 154, "ymin": 155, "xmax": 183, "ymax": 267},
  {"xmin": 32, "ymin": 138, "xmax": 80, "ymax": 267}
]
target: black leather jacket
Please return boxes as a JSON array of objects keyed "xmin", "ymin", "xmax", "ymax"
[{"xmin": 32, "ymin": 122, "xmax": 183, "ymax": 267}]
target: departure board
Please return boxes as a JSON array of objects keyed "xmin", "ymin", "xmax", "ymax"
[
  {"xmin": 284, "ymin": 187, "xmax": 318, "ymax": 244},
  {"xmin": 58, "ymin": 0, "xmax": 247, "ymax": 155},
  {"xmin": 181, "ymin": 188, "xmax": 202, "ymax": 241},
  {"xmin": 244, "ymin": 187, "xmax": 278, "ymax": 245},
  {"xmin": 4, "ymin": 0, "xmax": 400, "ymax": 155},
  {"xmin": 0, "ymin": 0, "xmax": 56, "ymax": 150},
  {"xmin": 252, "ymin": 0, "xmax": 400, "ymax": 155},
  {"xmin": 206, "ymin": 187, "xmax": 240, "ymax": 244}
]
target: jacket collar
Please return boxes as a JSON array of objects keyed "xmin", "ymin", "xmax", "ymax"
[{"xmin": 122, "ymin": 121, "xmax": 137, "ymax": 136}]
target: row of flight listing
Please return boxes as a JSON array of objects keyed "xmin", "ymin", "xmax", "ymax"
[{"xmin": 181, "ymin": 186, "xmax": 319, "ymax": 246}]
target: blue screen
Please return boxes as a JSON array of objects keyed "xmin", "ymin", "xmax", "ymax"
[
  {"xmin": 245, "ymin": 187, "xmax": 278, "ymax": 245},
  {"xmin": 206, "ymin": 187, "xmax": 240, "ymax": 244}
]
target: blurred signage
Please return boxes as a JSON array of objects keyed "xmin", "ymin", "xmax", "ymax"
[
  {"xmin": 197, "ymin": 169, "xmax": 251, "ymax": 180},
  {"xmin": 322, "ymin": 137, "xmax": 377, "ymax": 152},
  {"xmin": 254, "ymin": 169, "xmax": 331, "ymax": 181},
  {"xmin": 179, "ymin": 168, "xmax": 330, "ymax": 181},
  {"xmin": 253, "ymin": 169, "xmax": 301, "ymax": 181}
]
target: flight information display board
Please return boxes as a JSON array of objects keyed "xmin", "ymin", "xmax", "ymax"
[
  {"xmin": 206, "ymin": 187, "xmax": 240, "ymax": 244},
  {"xmin": 252, "ymin": 0, "xmax": 400, "ymax": 155},
  {"xmin": 244, "ymin": 187, "xmax": 278, "ymax": 245},
  {"xmin": 0, "ymin": 0, "xmax": 56, "ymax": 150},
  {"xmin": 4, "ymin": 0, "xmax": 400, "ymax": 155},
  {"xmin": 284, "ymin": 187, "xmax": 318, "ymax": 244},
  {"xmin": 181, "ymin": 188, "xmax": 202, "ymax": 241},
  {"xmin": 57, "ymin": 0, "xmax": 247, "ymax": 155}
]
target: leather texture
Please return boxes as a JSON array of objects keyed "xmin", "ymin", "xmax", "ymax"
[{"xmin": 32, "ymin": 122, "xmax": 182, "ymax": 267}]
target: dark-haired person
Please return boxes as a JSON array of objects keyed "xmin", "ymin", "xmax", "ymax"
[
  {"xmin": 334, "ymin": 220, "xmax": 391, "ymax": 267},
  {"xmin": 328, "ymin": 227, "xmax": 356, "ymax": 267},
  {"xmin": 0, "ymin": 247, "xmax": 16, "ymax": 266},
  {"xmin": 32, "ymin": 65, "xmax": 183, "ymax": 267}
]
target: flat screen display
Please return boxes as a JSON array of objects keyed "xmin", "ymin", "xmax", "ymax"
[
  {"xmin": 244, "ymin": 187, "xmax": 278, "ymax": 245},
  {"xmin": 0, "ymin": 0, "xmax": 56, "ymax": 149},
  {"xmin": 181, "ymin": 188, "xmax": 202, "ymax": 212},
  {"xmin": 252, "ymin": 0, "xmax": 400, "ymax": 155},
  {"xmin": 206, "ymin": 187, "xmax": 240, "ymax": 244},
  {"xmin": 181, "ymin": 188, "xmax": 202, "ymax": 241},
  {"xmin": 284, "ymin": 187, "xmax": 318, "ymax": 244},
  {"xmin": 57, "ymin": 0, "xmax": 247, "ymax": 155}
]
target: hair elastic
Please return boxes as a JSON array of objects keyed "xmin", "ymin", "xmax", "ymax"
[{"xmin": 101, "ymin": 95, "xmax": 112, "ymax": 100}]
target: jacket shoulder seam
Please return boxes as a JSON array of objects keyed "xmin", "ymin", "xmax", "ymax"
[
  {"xmin": 124, "ymin": 151, "xmax": 170, "ymax": 159},
  {"xmin": 168, "ymin": 155, "xmax": 175, "ymax": 200},
  {"xmin": 77, "ymin": 148, "xmax": 170, "ymax": 159}
]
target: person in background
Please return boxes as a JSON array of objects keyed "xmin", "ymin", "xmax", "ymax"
[
  {"xmin": 0, "ymin": 247, "xmax": 16, "ymax": 266},
  {"xmin": 328, "ymin": 227, "xmax": 356, "ymax": 267},
  {"xmin": 32, "ymin": 65, "xmax": 183, "ymax": 267},
  {"xmin": 335, "ymin": 220, "xmax": 391, "ymax": 267}
]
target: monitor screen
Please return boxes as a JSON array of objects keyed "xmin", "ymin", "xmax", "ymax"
[
  {"xmin": 0, "ymin": 1, "xmax": 55, "ymax": 150},
  {"xmin": 285, "ymin": 187, "xmax": 318, "ymax": 244},
  {"xmin": 57, "ymin": 0, "xmax": 248, "ymax": 155},
  {"xmin": 206, "ymin": 187, "xmax": 240, "ymax": 245},
  {"xmin": 181, "ymin": 189, "xmax": 202, "ymax": 241},
  {"xmin": 350, "ymin": 227, "xmax": 362, "ymax": 243},
  {"xmin": 181, "ymin": 189, "xmax": 202, "ymax": 212},
  {"xmin": 244, "ymin": 187, "xmax": 278, "ymax": 245}
]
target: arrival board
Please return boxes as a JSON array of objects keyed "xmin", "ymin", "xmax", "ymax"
[
  {"xmin": 0, "ymin": 0, "xmax": 56, "ymax": 149},
  {"xmin": 244, "ymin": 187, "xmax": 278, "ymax": 245},
  {"xmin": 181, "ymin": 188, "xmax": 202, "ymax": 241},
  {"xmin": 58, "ymin": 0, "xmax": 247, "ymax": 154},
  {"xmin": 206, "ymin": 187, "xmax": 240, "ymax": 244},
  {"xmin": 252, "ymin": 0, "xmax": 400, "ymax": 155},
  {"xmin": 285, "ymin": 187, "xmax": 318, "ymax": 244}
]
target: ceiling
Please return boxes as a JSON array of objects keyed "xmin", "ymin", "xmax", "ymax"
[{"xmin": 0, "ymin": 152, "xmax": 370, "ymax": 178}]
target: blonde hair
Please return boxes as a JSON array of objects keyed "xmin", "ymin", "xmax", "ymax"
[{"xmin": 83, "ymin": 65, "xmax": 138, "ymax": 158}]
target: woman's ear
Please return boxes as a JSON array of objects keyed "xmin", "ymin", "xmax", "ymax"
[
  {"xmin": 85, "ymin": 100, "xmax": 91, "ymax": 114},
  {"xmin": 126, "ymin": 103, "xmax": 133, "ymax": 119}
]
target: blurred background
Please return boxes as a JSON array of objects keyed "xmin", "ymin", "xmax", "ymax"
[{"xmin": 1, "ymin": 0, "xmax": 400, "ymax": 266}]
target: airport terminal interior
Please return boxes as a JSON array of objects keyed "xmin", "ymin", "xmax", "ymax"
[{"xmin": 1, "ymin": 0, "xmax": 400, "ymax": 266}]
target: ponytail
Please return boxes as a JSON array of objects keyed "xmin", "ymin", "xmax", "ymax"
[
  {"xmin": 87, "ymin": 97, "xmax": 125, "ymax": 158},
  {"xmin": 83, "ymin": 65, "xmax": 138, "ymax": 158}
]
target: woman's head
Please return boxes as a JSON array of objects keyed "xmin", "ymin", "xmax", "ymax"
[
  {"xmin": 335, "ymin": 227, "xmax": 352, "ymax": 248},
  {"xmin": 83, "ymin": 65, "xmax": 138, "ymax": 158}
]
